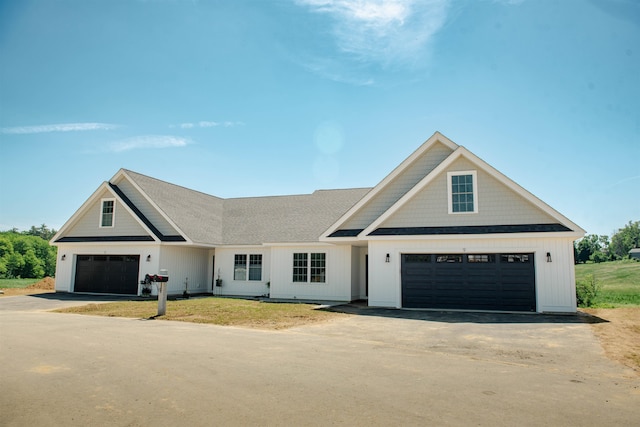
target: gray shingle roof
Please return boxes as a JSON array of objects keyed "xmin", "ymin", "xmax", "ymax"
[{"xmin": 121, "ymin": 170, "xmax": 370, "ymax": 245}]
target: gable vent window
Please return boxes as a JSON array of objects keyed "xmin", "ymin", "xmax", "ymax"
[
  {"xmin": 100, "ymin": 199, "xmax": 115, "ymax": 227},
  {"xmin": 448, "ymin": 171, "xmax": 478, "ymax": 214}
]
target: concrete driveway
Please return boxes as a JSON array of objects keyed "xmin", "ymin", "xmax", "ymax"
[{"xmin": 1, "ymin": 295, "xmax": 638, "ymax": 426}]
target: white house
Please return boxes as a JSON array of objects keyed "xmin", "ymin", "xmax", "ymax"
[{"xmin": 51, "ymin": 132, "xmax": 585, "ymax": 313}]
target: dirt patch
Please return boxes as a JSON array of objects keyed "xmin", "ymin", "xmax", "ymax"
[
  {"xmin": 0, "ymin": 277, "xmax": 55, "ymax": 297},
  {"xmin": 581, "ymin": 307, "xmax": 640, "ymax": 375}
]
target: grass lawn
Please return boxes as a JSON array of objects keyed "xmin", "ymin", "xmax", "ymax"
[
  {"xmin": 0, "ymin": 278, "xmax": 42, "ymax": 289},
  {"xmin": 575, "ymin": 260, "xmax": 640, "ymax": 307},
  {"xmin": 55, "ymin": 297, "xmax": 347, "ymax": 330}
]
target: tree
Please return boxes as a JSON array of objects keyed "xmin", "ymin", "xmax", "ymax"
[
  {"xmin": 576, "ymin": 234, "xmax": 600, "ymax": 264},
  {"xmin": 609, "ymin": 221, "xmax": 640, "ymax": 259}
]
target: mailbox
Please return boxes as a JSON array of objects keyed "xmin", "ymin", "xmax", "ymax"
[{"xmin": 145, "ymin": 274, "xmax": 169, "ymax": 283}]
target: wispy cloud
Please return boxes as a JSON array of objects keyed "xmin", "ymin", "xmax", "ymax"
[
  {"xmin": 171, "ymin": 121, "xmax": 244, "ymax": 129},
  {"xmin": 1, "ymin": 122, "xmax": 118, "ymax": 134},
  {"xmin": 296, "ymin": 0, "xmax": 450, "ymax": 66},
  {"xmin": 109, "ymin": 135, "xmax": 191, "ymax": 152}
]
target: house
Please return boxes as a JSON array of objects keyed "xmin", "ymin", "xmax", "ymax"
[
  {"xmin": 51, "ymin": 132, "xmax": 585, "ymax": 313},
  {"xmin": 629, "ymin": 248, "xmax": 640, "ymax": 261}
]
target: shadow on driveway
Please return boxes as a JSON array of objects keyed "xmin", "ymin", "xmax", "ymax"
[{"xmin": 325, "ymin": 301, "xmax": 607, "ymax": 324}]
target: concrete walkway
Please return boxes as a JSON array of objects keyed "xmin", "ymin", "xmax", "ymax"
[{"xmin": 1, "ymin": 295, "xmax": 638, "ymax": 426}]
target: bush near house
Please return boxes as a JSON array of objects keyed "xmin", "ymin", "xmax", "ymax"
[{"xmin": 0, "ymin": 226, "xmax": 57, "ymax": 279}]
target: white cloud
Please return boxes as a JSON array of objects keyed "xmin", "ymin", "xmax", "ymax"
[
  {"xmin": 297, "ymin": 0, "xmax": 450, "ymax": 65},
  {"xmin": 172, "ymin": 121, "xmax": 243, "ymax": 129},
  {"xmin": 109, "ymin": 135, "xmax": 191, "ymax": 152},
  {"xmin": 0, "ymin": 122, "xmax": 118, "ymax": 134}
]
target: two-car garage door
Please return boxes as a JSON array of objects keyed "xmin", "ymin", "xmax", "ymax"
[
  {"xmin": 74, "ymin": 255, "xmax": 140, "ymax": 294},
  {"xmin": 401, "ymin": 253, "xmax": 536, "ymax": 312}
]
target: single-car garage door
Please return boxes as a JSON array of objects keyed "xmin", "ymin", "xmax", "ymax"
[
  {"xmin": 401, "ymin": 253, "xmax": 536, "ymax": 312},
  {"xmin": 74, "ymin": 255, "xmax": 140, "ymax": 294}
]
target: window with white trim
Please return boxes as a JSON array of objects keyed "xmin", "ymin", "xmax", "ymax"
[
  {"xmin": 234, "ymin": 254, "xmax": 262, "ymax": 281},
  {"xmin": 293, "ymin": 252, "xmax": 326, "ymax": 283},
  {"xmin": 100, "ymin": 199, "xmax": 115, "ymax": 227},
  {"xmin": 448, "ymin": 171, "xmax": 478, "ymax": 214}
]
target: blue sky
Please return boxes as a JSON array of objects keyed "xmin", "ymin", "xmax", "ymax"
[{"xmin": 0, "ymin": 0, "xmax": 638, "ymax": 237}]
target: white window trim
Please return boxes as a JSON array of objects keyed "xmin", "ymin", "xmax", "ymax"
[
  {"xmin": 292, "ymin": 252, "xmax": 327, "ymax": 284},
  {"xmin": 99, "ymin": 198, "xmax": 116, "ymax": 228},
  {"xmin": 233, "ymin": 253, "xmax": 263, "ymax": 282},
  {"xmin": 447, "ymin": 170, "xmax": 478, "ymax": 214}
]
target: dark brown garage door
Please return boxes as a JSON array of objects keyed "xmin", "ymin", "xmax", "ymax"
[
  {"xmin": 74, "ymin": 255, "xmax": 140, "ymax": 294},
  {"xmin": 401, "ymin": 253, "xmax": 536, "ymax": 312}
]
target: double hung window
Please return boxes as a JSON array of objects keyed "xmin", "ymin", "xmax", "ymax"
[
  {"xmin": 234, "ymin": 254, "xmax": 263, "ymax": 281},
  {"xmin": 448, "ymin": 171, "xmax": 478, "ymax": 214},
  {"xmin": 100, "ymin": 199, "xmax": 115, "ymax": 227},
  {"xmin": 293, "ymin": 252, "xmax": 326, "ymax": 283}
]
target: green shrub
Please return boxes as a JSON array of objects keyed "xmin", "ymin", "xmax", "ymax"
[{"xmin": 576, "ymin": 274, "xmax": 601, "ymax": 307}]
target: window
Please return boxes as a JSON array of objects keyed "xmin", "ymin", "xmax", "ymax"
[
  {"xmin": 234, "ymin": 254, "xmax": 263, "ymax": 281},
  {"xmin": 293, "ymin": 253, "xmax": 308, "ymax": 282},
  {"xmin": 249, "ymin": 255, "xmax": 262, "ymax": 281},
  {"xmin": 436, "ymin": 254, "xmax": 463, "ymax": 263},
  {"xmin": 501, "ymin": 254, "xmax": 530, "ymax": 263},
  {"xmin": 293, "ymin": 252, "xmax": 326, "ymax": 283},
  {"xmin": 234, "ymin": 255, "xmax": 247, "ymax": 280},
  {"xmin": 310, "ymin": 253, "xmax": 326, "ymax": 283},
  {"xmin": 100, "ymin": 199, "xmax": 115, "ymax": 227},
  {"xmin": 467, "ymin": 254, "xmax": 496, "ymax": 263},
  {"xmin": 448, "ymin": 171, "xmax": 478, "ymax": 214}
]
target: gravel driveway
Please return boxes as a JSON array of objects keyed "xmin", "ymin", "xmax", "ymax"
[{"xmin": 1, "ymin": 295, "xmax": 638, "ymax": 426}]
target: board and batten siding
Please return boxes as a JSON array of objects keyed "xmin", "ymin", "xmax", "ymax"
[
  {"xmin": 158, "ymin": 246, "xmax": 209, "ymax": 295},
  {"xmin": 211, "ymin": 247, "xmax": 270, "ymax": 297},
  {"xmin": 367, "ymin": 236, "xmax": 577, "ymax": 313},
  {"xmin": 115, "ymin": 178, "xmax": 180, "ymax": 236},
  {"xmin": 381, "ymin": 157, "xmax": 556, "ymax": 229},
  {"xmin": 341, "ymin": 142, "xmax": 454, "ymax": 230},
  {"xmin": 270, "ymin": 245, "xmax": 353, "ymax": 301},
  {"xmin": 53, "ymin": 243, "xmax": 158, "ymax": 293},
  {"xmin": 64, "ymin": 189, "xmax": 149, "ymax": 237}
]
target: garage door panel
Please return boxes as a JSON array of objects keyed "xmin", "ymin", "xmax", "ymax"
[
  {"xmin": 74, "ymin": 255, "xmax": 140, "ymax": 294},
  {"xmin": 402, "ymin": 253, "xmax": 536, "ymax": 312}
]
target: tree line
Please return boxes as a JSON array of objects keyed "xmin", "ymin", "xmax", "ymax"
[
  {"xmin": 575, "ymin": 220, "xmax": 640, "ymax": 263},
  {"xmin": 0, "ymin": 225, "xmax": 57, "ymax": 278}
]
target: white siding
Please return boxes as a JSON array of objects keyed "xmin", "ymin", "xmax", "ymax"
[
  {"xmin": 382, "ymin": 157, "xmax": 556, "ymax": 228},
  {"xmin": 159, "ymin": 246, "xmax": 209, "ymax": 295},
  {"xmin": 53, "ymin": 243, "xmax": 158, "ymax": 293},
  {"xmin": 115, "ymin": 178, "xmax": 180, "ymax": 236},
  {"xmin": 211, "ymin": 247, "xmax": 271, "ymax": 297},
  {"xmin": 368, "ymin": 236, "xmax": 577, "ymax": 313},
  {"xmin": 64, "ymin": 189, "xmax": 149, "ymax": 237},
  {"xmin": 342, "ymin": 142, "xmax": 454, "ymax": 230},
  {"xmin": 270, "ymin": 245, "xmax": 353, "ymax": 301}
]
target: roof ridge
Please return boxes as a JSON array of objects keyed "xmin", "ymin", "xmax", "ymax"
[{"xmin": 120, "ymin": 169, "xmax": 224, "ymax": 201}]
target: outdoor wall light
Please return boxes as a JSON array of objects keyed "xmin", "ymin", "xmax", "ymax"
[
  {"xmin": 147, "ymin": 255, "xmax": 151, "ymax": 262},
  {"xmin": 385, "ymin": 253, "xmax": 390, "ymax": 263},
  {"xmin": 61, "ymin": 254, "xmax": 66, "ymax": 261},
  {"xmin": 546, "ymin": 252, "xmax": 552, "ymax": 262}
]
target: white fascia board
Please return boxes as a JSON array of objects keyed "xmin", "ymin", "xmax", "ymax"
[
  {"xmin": 320, "ymin": 131, "xmax": 458, "ymax": 240},
  {"xmin": 263, "ymin": 242, "xmax": 334, "ymax": 248},
  {"xmin": 360, "ymin": 148, "xmax": 465, "ymax": 237},
  {"xmin": 365, "ymin": 231, "xmax": 585, "ymax": 241},
  {"xmin": 114, "ymin": 169, "xmax": 192, "ymax": 244}
]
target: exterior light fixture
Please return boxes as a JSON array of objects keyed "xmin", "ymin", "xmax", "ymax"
[
  {"xmin": 385, "ymin": 253, "xmax": 390, "ymax": 263},
  {"xmin": 147, "ymin": 255, "xmax": 151, "ymax": 262},
  {"xmin": 546, "ymin": 252, "xmax": 552, "ymax": 262},
  {"xmin": 61, "ymin": 254, "xmax": 66, "ymax": 261}
]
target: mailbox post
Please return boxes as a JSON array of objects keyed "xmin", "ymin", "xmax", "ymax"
[{"xmin": 144, "ymin": 270, "xmax": 169, "ymax": 316}]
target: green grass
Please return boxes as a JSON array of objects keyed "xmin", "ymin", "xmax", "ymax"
[
  {"xmin": 575, "ymin": 260, "xmax": 640, "ymax": 307},
  {"xmin": 0, "ymin": 278, "xmax": 41, "ymax": 289},
  {"xmin": 55, "ymin": 297, "xmax": 346, "ymax": 330}
]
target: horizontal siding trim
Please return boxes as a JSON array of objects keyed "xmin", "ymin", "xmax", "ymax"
[
  {"xmin": 56, "ymin": 236, "xmax": 155, "ymax": 242},
  {"xmin": 369, "ymin": 224, "xmax": 572, "ymax": 236}
]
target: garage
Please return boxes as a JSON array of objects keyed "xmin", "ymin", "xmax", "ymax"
[
  {"xmin": 401, "ymin": 253, "xmax": 536, "ymax": 312},
  {"xmin": 74, "ymin": 255, "xmax": 140, "ymax": 294}
]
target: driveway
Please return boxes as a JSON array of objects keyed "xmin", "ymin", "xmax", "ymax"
[{"xmin": 1, "ymin": 295, "xmax": 638, "ymax": 426}]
